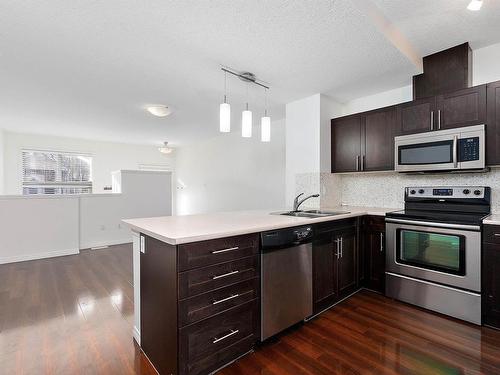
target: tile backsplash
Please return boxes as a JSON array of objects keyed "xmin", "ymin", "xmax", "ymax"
[{"xmin": 320, "ymin": 168, "xmax": 500, "ymax": 213}]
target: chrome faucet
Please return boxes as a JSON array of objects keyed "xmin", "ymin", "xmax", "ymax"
[{"xmin": 293, "ymin": 193, "xmax": 320, "ymax": 212}]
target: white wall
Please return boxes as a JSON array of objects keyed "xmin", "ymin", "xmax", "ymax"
[
  {"xmin": 2, "ymin": 131, "xmax": 174, "ymax": 195},
  {"xmin": 285, "ymin": 94, "xmax": 344, "ymax": 207},
  {"xmin": 0, "ymin": 129, "xmax": 4, "ymax": 195},
  {"xmin": 473, "ymin": 43, "xmax": 500, "ymax": 85},
  {"xmin": 175, "ymin": 120, "xmax": 286, "ymax": 215},
  {"xmin": 0, "ymin": 170, "xmax": 172, "ymax": 264},
  {"xmin": 320, "ymin": 95, "xmax": 344, "ymax": 173},
  {"xmin": 0, "ymin": 196, "xmax": 80, "ymax": 264},
  {"xmin": 80, "ymin": 170, "xmax": 172, "ymax": 249},
  {"xmin": 342, "ymin": 85, "xmax": 412, "ymax": 116},
  {"xmin": 285, "ymin": 95, "xmax": 321, "ymax": 205}
]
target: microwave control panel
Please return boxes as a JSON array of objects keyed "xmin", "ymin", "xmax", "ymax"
[{"xmin": 459, "ymin": 137, "xmax": 480, "ymax": 162}]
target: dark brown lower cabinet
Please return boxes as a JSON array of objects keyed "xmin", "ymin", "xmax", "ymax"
[
  {"xmin": 363, "ymin": 216, "xmax": 386, "ymax": 293},
  {"xmin": 140, "ymin": 233, "xmax": 260, "ymax": 375},
  {"xmin": 337, "ymin": 225, "xmax": 358, "ymax": 299},
  {"xmin": 313, "ymin": 219, "xmax": 358, "ymax": 314},
  {"xmin": 483, "ymin": 226, "xmax": 500, "ymax": 329}
]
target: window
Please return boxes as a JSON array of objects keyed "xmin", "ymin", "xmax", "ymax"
[{"xmin": 22, "ymin": 150, "xmax": 93, "ymax": 195}]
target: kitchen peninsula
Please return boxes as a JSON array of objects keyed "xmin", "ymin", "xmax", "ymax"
[{"xmin": 123, "ymin": 206, "xmax": 396, "ymax": 375}]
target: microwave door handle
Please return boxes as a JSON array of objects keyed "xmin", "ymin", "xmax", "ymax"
[{"xmin": 453, "ymin": 135, "xmax": 458, "ymax": 168}]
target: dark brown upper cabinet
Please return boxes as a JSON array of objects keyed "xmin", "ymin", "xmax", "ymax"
[
  {"xmin": 363, "ymin": 107, "xmax": 396, "ymax": 171},
  {"xmin": 396, "ymin": 97, "xmax": 436, "ymax": 135},
  {"xmin": 396, "ymin": 85, "xmax": 486, "ymax": 136},
  {"xmin": 331, "ymin": 106, "xmax": 396, "ymax": 173},
  {"xmin": 331, "ymin": 115, "xmax": 362, "ymax": 173},
  {"xmin": 436, "ymin": 85, "xmax": 486, "ymax": 130},
  {"xmin": 413, "ymin": 43, "xmax": 472, "ymax": 100},
  {"xmin": 487, "ymin": 80, "xmax": 500, "ymax": 166}
]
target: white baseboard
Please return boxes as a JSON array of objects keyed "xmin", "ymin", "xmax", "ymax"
[
  {"xmin": 133, "ymin": 325, "xmax": 141, "ymax": 345},
  {"xmin": 0, "ymin": 248, "xmax": 80, "ymax": 265},
  {"xmin": 80, "ymin": 239, "xmax": 132, "ymax": 250}
]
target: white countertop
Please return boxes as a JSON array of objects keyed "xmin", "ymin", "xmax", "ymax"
[
  {"xmin": 483, "ymin": 214, "xmax": 500, "ymax": 225},
  {"xmin": 122, "ymin": 206, "xmax": 399, "ymax": 245}
]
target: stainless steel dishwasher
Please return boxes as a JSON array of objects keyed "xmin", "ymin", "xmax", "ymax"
[{"xmin": 260, "ymin": 225, "xmax": 313, "ymax": 341}]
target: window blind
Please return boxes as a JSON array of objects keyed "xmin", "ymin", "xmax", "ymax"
[{"xmin": 22, "ymin": 150, "xmax": 93, "ymax": 195}]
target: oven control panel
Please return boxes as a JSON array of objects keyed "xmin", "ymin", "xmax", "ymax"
[{"xmin": 406, "ymin": 186, "xmax": 485, "ymax": 199}]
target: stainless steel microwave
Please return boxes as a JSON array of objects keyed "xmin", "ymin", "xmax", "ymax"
[{"xmin": 394, "ymin": 124, "xmax": 485, "ymax": 172}]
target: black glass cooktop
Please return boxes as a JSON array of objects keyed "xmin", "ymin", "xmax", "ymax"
[{"xmin": 386, "ymin": 209, "xmax": 489, "ymax": 226}]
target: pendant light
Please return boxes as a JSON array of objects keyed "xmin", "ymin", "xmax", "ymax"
[
  {"xmin": 219, "ymin": 71, "xmax": 230, "ymax": 132},
  {"xmin": 261, "ymin": 88, "xmax": 271, "ymax": 142},
  {"xmin": 242, "ymin": 83, "xmax": 252, "ymax": 138}
]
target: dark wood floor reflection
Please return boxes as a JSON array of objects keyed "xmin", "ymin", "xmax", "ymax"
[
  {"xmin": 220, "ymin": 290, "xmax": 500, "ymax": 375},
  {"xmin": 2, "ymin": 246, "xmax": 500, "ymax": 375},
  {"xmin": 0, "ymin": 244, "xmax": 156, "ymax": 375}
]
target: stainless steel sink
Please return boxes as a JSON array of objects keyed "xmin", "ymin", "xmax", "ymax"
[{"xmin": 276, "ymin": 210, "xmax": 350, "ymax": 218}]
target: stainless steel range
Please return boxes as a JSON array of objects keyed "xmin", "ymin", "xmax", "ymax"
[{"xmin": 385, "ymin": 186, "xmax": 491, "ymax": 325}]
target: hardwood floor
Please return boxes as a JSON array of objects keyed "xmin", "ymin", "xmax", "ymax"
[
  {"xmin": 0, "ymin": 244, "xmax": 156, "ymax": 375},
  {"xmin": 221, "ymin": 291, "xmax": 500, "ymax": 375},
  {"xmin": 1, "ymin": 245, "xmax": 500, "ymax": 375}
]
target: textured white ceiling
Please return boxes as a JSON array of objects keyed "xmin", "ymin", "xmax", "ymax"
[{"xmin": 1, "ymin": 0, "xmax": 500, "ymax": 145}]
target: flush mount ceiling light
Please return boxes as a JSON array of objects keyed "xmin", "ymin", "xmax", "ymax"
[
  {"xmin": 467, "ymin": 0, "xmax": 483, "ymax": 11},
  {"xmin": 158, "ymin": 141, "xmax": 173, "ymax": 154},
  {"xmin": 219, "ymin": 66, "xmax": 271, "ymax": 141},
  {"xmin": 147, "ymin": 105, "xmax": 172, "ymax": 117}
]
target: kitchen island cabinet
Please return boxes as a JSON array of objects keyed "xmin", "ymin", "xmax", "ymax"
[
  {"xmin": 140, "ymin": 233, "xmax": 260, "ymax": 375},
  {"xmin": 124, "ymin": 207, "xmax": 396, "ymax": 374}
]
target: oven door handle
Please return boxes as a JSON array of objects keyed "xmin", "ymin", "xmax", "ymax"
[{"xmin": 385, "ymin": 218, "xmax": 480, "ymax": 231}]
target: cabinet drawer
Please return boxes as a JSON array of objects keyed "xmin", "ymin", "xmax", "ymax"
[
  {"xmin": 179, "ymin": 301, "xmax": 258, "ymax": 374},
  {"xmin": 178, "ymin": 233, "xmax": 259, "ymax": 271},
  {"xmin": 184, "ymin": 336, "xmax": 255, "ymax": 375},
  {"xmin": 179, "ymin": 256, "xmax": 259, "ymax": 299},
  {"xmin": 179, "ymin": 278, "xmax": 259, "ymax": 327},
  {"xmin": 484, "ymin": 225, "xmax": 500, "ymax": 245}
]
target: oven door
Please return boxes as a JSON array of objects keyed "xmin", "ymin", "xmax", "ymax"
[
  {"xmin": 385, "ymin": 219, "xmax": 481, "ymax": 292},
  {"xmin": 395, "ymin": 133, "xmax": 458, "ymax": 172}
]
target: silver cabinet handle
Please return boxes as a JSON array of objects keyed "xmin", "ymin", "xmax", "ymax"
[
  {"xmin": 212, "ymin": 270, "xmax": 239, "ymax": 280},
  {"xmin": 494, "ymin": 234, "xmax": 500, "ymax": 237},
  {"xmin": 212, "ymin": 246, "xmax": 239, "ymax": 254},
  {"xmin": 380, "ymin": 233, "xmax": 384, "ymax": 252},
  {"xmin": 334, "ymin": 238, "xmax": 340, "ymax": 259},
  {"xmin": 213, "ymin": 329, "xmax": 239, "ymax": 344},
  {"xmin": 213, "ymin": 294, "xmax": 240, "ymax": 305},
  {"xmin": 453, "ymin": 135, "xmax": 458, "ymax": 168},
  {"xmin": 438, "ymin": 109, "xmax": 441, "ymax": 129},
  {"xmin": 340, "ymin": 237, "xmax": 343, "ymax": 258},
  {"xmin": 140, "ymin": 235, "xmax": 146, "ymax": 254},
  {"xmin": 430, "ymin": 111, "xmax": 434, "ymax": 130},
  {"xmin": 356, "ymin": 155, "xmax": 360, "ymax": 171}
]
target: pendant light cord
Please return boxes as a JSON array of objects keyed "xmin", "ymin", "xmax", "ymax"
[{"xmin": 264, "ymin": 87, "xmax": 268, "ymax": 117}]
